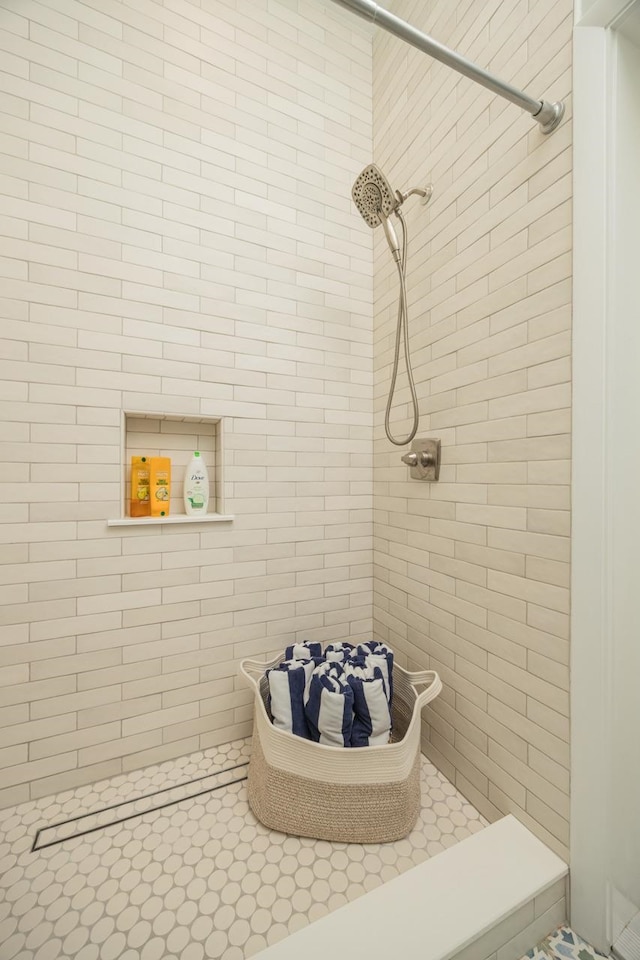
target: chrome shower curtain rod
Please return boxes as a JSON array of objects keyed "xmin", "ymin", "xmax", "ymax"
[{"xmin": 329, "ymin": 0, "xmax": 565, "ymax": 134}]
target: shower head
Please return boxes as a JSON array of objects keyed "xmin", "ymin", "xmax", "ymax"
[
  {"xmin": 352, "ymin": 163, "xmax": 398, "ymax": 228},
  {"xmin": 352, "ymin": 164, "xmax": 402, "ymax": 262}
]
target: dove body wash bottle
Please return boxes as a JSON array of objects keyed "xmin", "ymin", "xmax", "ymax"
[{"xmin": 184, "ymin": 451, "xmax": 209, "ymax": 516}]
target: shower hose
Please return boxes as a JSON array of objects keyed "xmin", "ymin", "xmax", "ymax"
[{"xmin": 385, "ymin": 208, "xmax": 419, "ymax": 446}]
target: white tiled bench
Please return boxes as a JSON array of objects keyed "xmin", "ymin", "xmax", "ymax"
[{"xmin": 257, "ymin": 815, "xmax": 568, "ymax": 960}]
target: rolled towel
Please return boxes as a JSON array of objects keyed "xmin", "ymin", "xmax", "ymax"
[
  {"xmin": 356, "ymin": 641, "xmax": 394, "ymax": 702},
  {"xmin": 343, "ymin": 657, "xmax": 376, "ymax": 681},
  {"xmin": 346, "ymin": 665, "xmax": 392, "ymax": 747},
  {"xmin": 267, "ymin": 659, "xmax": 315, "ymax": 740},
  {"xmin": 284, "ymin": 641, "xmax": 323, "ymax": 662},
  {"xmin": 324, "ymin": 641, "xmax": 355, "ymax": 663},
  {"xmin": 313, "ymin": 659, "xmax": 344, "ymax": 679},
  {"xmin": 304, "ymin": 671, "xmax": 354, "ymax": 747}
]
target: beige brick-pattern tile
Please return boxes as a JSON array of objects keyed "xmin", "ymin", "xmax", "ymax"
[
  {"xmin": 373, "ymin": 0, "xmax": 571, "ymax": 859},
  {"xmin": 0, "ymin": 0, "xmax": 374, "ymax": 803}
]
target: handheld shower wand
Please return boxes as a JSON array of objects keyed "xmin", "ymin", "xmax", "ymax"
[
  {"xmin": 381, "ymin": 216, "xmax": 401, "ymax": 263},
  {"xmin": 351, "ymin": 164, "xmax": 432, "ymax": 446}
]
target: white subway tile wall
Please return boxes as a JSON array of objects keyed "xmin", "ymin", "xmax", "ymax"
[
  {"xmin": 0, "ymin": 0, "xmax": 374, "ymax": 807},
  {"xmin": 371, "ymin": 0, "xmax": 572, "ymax": 858}
]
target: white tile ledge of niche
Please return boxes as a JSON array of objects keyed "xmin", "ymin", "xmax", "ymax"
[
  {"xmin": 107, "ymin": 514, "xmax": 234, "ymax": 527},
  {"xmin": 256, "ymin": 815, "xmax": 568, "ymax": 960}
]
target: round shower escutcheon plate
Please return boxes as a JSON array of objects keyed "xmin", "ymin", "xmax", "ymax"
[{"xmin": 421, "ymin": 184, "xmax": 434, "ymax": 205}]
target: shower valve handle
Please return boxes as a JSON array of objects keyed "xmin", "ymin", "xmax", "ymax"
[
  {"xmin": 401, "ymin": 439, "xmax": 441, "ymax": 481},
  {"xmin": 401, "ymin": 450, "xmax": 433, "ymax": 468}
]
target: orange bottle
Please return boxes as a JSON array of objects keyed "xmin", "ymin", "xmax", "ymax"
[
  {"xmin": 130, "ymin": 456, "xmax": 150, "ymax": 518},
  {"xmin": 149, "ymin": 457, "xmax": 171, "ymax": 517}
]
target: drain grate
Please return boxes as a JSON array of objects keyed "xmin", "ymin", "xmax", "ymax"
[{"xmin": 31, "ymin": 761, "xmax": 248, "ymax": 853}]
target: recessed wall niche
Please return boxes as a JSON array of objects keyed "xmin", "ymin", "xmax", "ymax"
[{"xmin": 107, "ymin": 412, "xmax": 232, "ymax": 526}]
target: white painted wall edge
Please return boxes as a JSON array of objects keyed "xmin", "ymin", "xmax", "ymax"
[
  {"xmin": 256, "ymin": 815, "xmax": 568, "ymax": 960},
  {"xmin": 571, "ymin": 0, "xmax": 640, "ymax": 950},
  {"xmin": 570, "ymin": 19, "xmax": 610, "ymax": 952}
]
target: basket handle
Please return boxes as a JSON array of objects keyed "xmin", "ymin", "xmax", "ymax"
[
  {"xmin": 408, "ymin": 669, "xmax": 443, "ymax": 710},
  {"xmin": 239, "ymin": 653, "xmax": 283, "ymax": 691}
]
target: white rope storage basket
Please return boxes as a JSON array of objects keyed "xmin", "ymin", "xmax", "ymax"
[{"xmin": 240, "ymin": 651, "xmax": 442, "ymax": 843}]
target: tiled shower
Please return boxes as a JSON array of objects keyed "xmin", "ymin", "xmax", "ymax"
[{"xmin": 0, "ymin": 0, "xmax": 578, "ymax": 957}]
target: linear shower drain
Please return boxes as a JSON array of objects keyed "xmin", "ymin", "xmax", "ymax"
[{"xmin": 31, "ymin": 761, "xmax": 248, "ymax": 853}]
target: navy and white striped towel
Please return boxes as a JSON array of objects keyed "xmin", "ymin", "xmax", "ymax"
[
  {"xmin": 304, "ymin": 668, "xmax": 354, "ymax": 747},
  {"xmin": 344, "ymin": 662, "xmax": 392, "ymax": 747},
  {"xmin": 267, "ymin": 659, "xmax": 315, "ymax": 739},
  {"xmin": 342, "ymin": 657, "xmax": 376, "ymax": 681},
  {"xmin": 324, "ymin": 641, "xmax": 355, "ymax": 663},
  {"xmin": 313, "ymin": 659, "xmax": 344, "ymax": 679},
  {"xmin": 284, "ymin": 642, "xmax": 323, "ymax": 662},
  {"xmin": 356, "ymin": 641, "xmax": 394, "ymax": 702}
]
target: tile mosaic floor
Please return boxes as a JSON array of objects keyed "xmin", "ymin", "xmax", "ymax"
[
  {"xmin": 523, "ymin": 925, "xmax": 611, "ymax": 960},
  {"xmin": 0, "ymin": 737, "xmax": 487, "ymax": 960}
]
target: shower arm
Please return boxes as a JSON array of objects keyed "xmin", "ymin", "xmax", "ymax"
[
  {"xmin": 329, "ymin": 0, "xmax": 565, "ymax": 134},
  {"xmin": 396, "ymin": 185, "xmax": 433, "ymax": 205}
]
